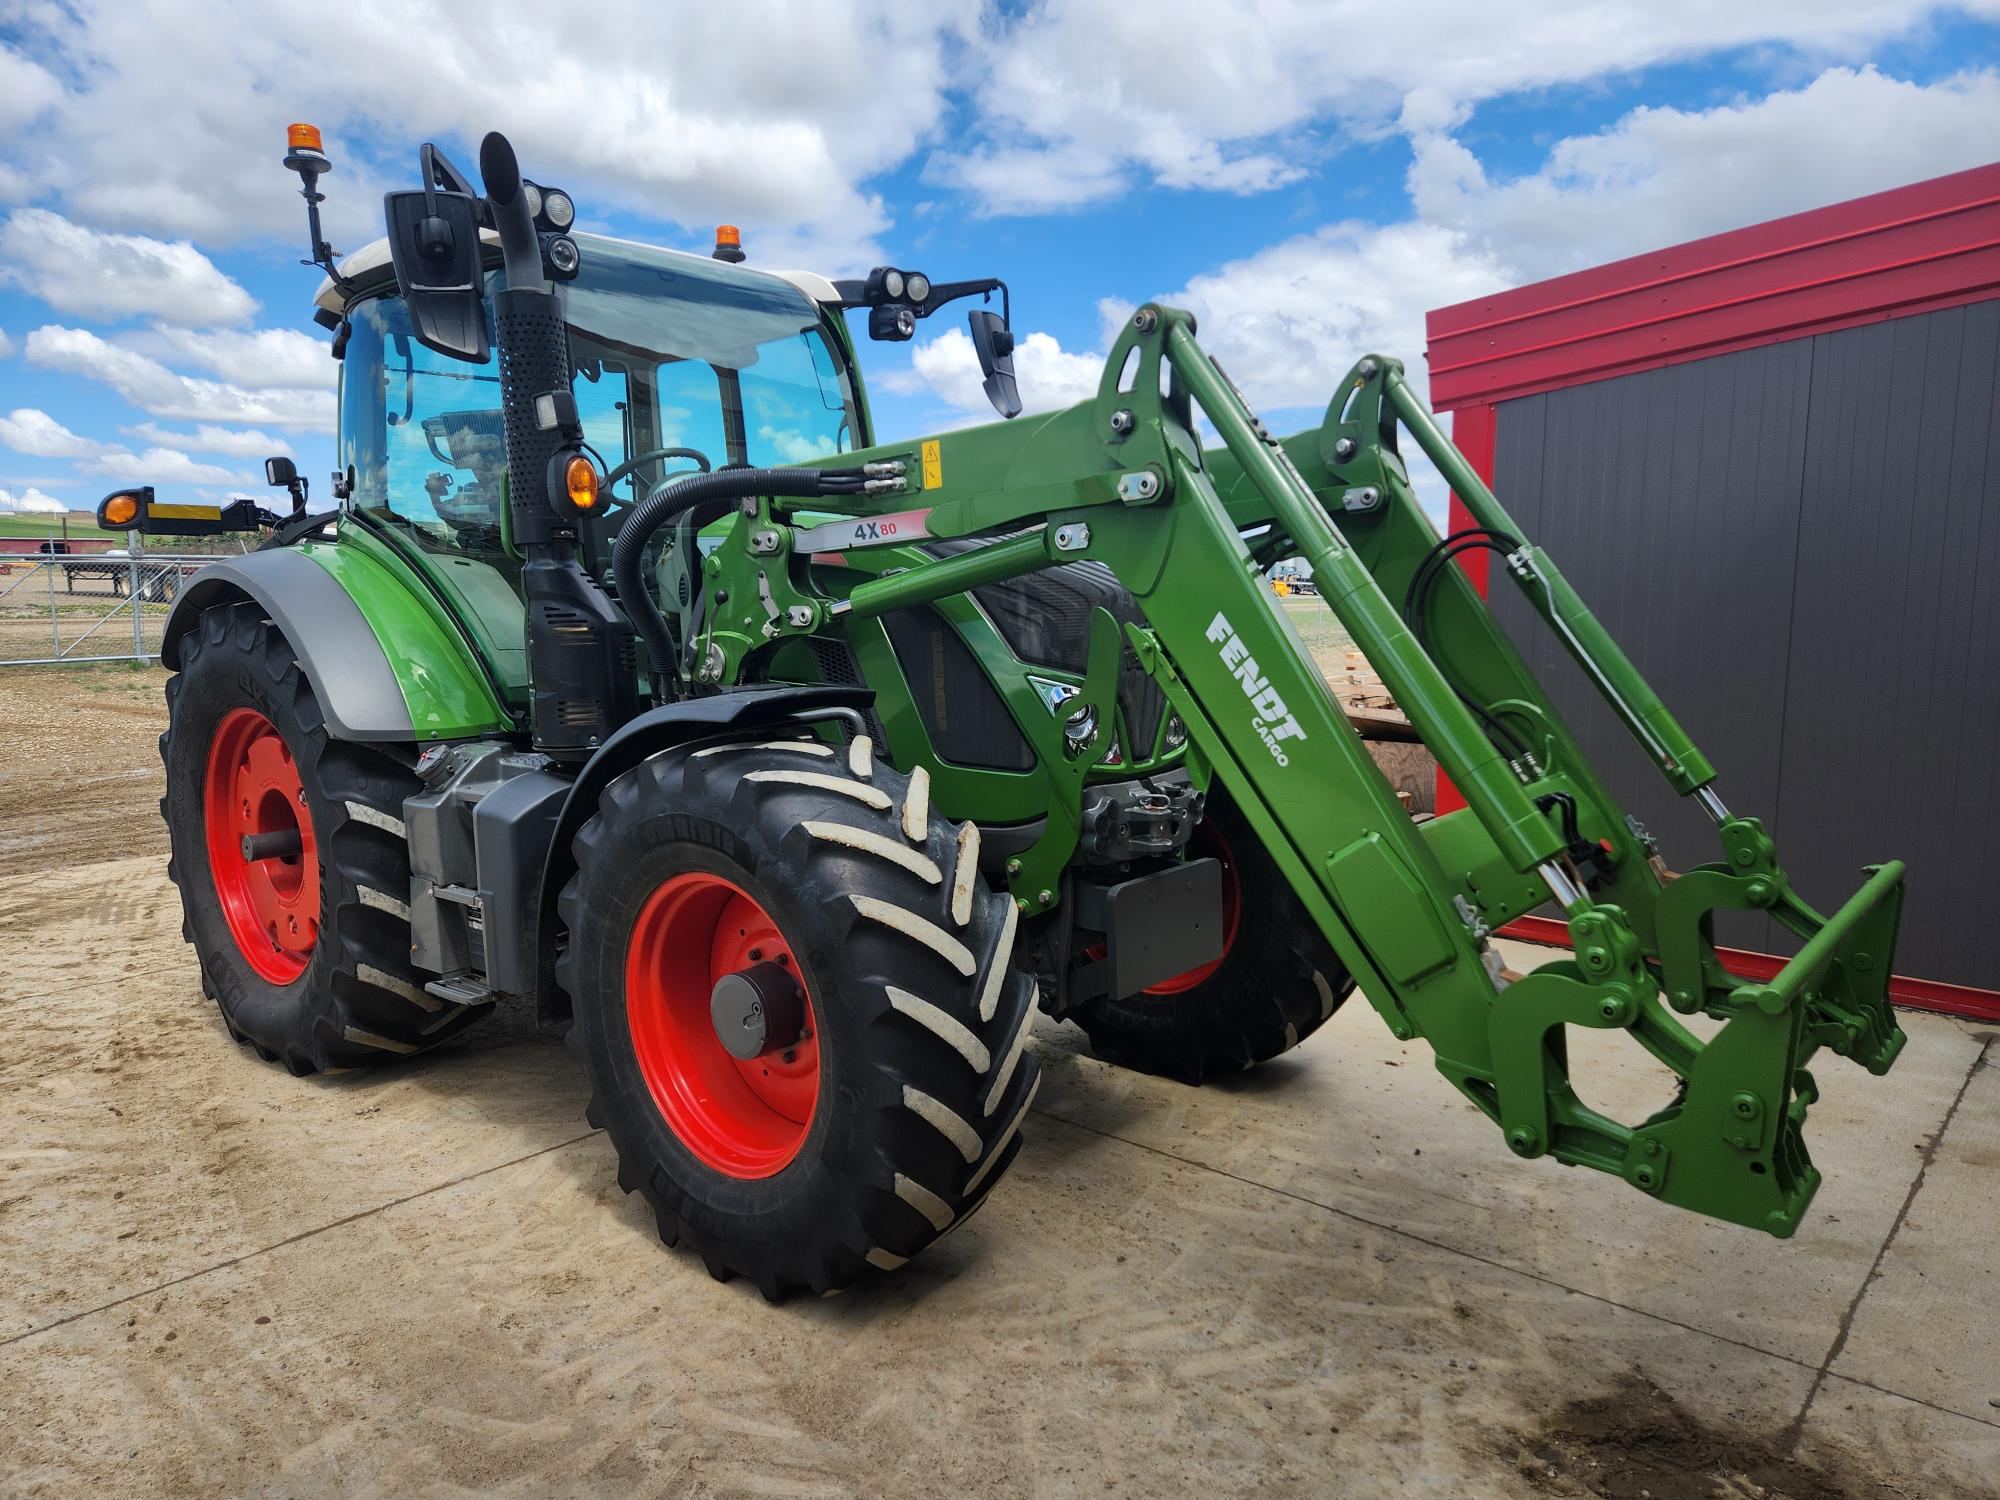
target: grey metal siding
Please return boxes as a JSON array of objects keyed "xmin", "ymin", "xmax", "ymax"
[{"xmin": 1489, "ymin": 302, "xmax": 2000, "ymax": 988}]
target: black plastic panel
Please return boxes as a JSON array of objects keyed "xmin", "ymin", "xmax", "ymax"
[{"xmin": 881, "ymin": 603, "xmax": 1035, "ymax": 771}]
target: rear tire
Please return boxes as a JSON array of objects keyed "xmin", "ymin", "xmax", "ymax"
[
  {"xmin": 1069, "ymin": 787, "xmax": 1354, "ymax": 1083},
  {"xmin": 560, "ymin": 735, "xmax": 1040, "ymax": 1299},
  {"xmin": 162, "ymin": 602, "xmax": 485, "ymax": 1073}
]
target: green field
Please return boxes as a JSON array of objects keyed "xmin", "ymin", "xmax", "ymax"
[
  {"xmin": 1281, "ymin": 594, "xmax": 1356, "ymax": 656},
  {"xmin": 0, "ymin": 513, "xmax": 94, "ymax": 540}
]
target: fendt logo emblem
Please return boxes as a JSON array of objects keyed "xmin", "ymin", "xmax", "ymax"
[{"xmin": 1206, "ymin": 612, "xmax": 1307, "ymax": 766}]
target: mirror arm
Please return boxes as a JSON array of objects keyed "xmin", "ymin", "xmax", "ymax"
[
  {"xmin": 419, "ymin": 143, "xmax": 480, "ymax": 201},
  {"xmin": 829, "ymin": 276, "xmax": 1010, "ymax": 323},
  {"xmin": 914, "ymin": 278, "xmax": 1008, "ymax": 323}
]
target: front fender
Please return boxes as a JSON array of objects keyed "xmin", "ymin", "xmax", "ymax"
[
  {"xmin": 529, "ymin": 684, "xmax": 873, "ymax": 1023},
  {"xmin": 161, "ymin": 544, "xmax": 511, "ymax": 743}
]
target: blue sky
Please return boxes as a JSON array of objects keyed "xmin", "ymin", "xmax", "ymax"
[{"xmin": 1, "ymin": 1, "xmax": 1997, "ymax": 519}]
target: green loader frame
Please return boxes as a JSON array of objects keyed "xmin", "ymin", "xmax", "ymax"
[{"xmin": 704, "ymin": 303, "xmax": 1906, "ymax": 1237}]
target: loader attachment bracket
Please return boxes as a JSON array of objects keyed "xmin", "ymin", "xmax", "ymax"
[{"xmin": 1491, "ymin": 859, "xmax": 1906, "ymax": 1236}]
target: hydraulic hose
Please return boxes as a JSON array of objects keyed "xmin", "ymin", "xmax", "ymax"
[{"xmin": 611, "ymin": 466, "xmax": 866, "ymax": 698}]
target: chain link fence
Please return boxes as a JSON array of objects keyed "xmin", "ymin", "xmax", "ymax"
[{"xmin": 0, "ymin": 551, "xmax": 223, "ymax": 667}]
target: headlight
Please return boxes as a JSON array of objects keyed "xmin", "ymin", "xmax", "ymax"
[
  {"xmin": 543, "ymin": 189, "xmax": 575, "ymax": 229},
  {"xmin": 882, "ymin": 269, "xmax": 905, "ymax": 300},
  {"xmin": 905, "ymin": 272, "xmax": 930, "ymax": 303},
  {"xmin": 522, "ymin": 181, "xmax": 544, "ymax": 220}
]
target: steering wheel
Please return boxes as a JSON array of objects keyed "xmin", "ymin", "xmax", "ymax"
[{"xmin": 601, "ymin": 447, "xmax": 712, "ymax": 508}]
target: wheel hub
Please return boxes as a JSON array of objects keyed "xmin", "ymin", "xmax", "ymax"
[{"xmin": 709, "ymin": 961, "xmax": 807, "ymax": 1061}]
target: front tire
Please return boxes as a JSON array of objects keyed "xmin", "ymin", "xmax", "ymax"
[
  {"xmin": 1069, "ymin": 787, "xmax": 1355, "ymax": 1082},
  {"xmin": 163, "ymin": 602, "xmax": 485, "ymax": 1073},
  {"xmin": 560, "ymin": 735, "xmax": 1040, "ymax": 1299}
]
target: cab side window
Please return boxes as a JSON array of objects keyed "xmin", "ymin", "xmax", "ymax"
[{"xmin": 340, "ymin": 293, "xmax": 508, "ymax": 553}]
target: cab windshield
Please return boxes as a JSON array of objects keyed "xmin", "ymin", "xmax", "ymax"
[{"xmin": 340, "ymin": 236, "xmax": 862, "ymax": 555}]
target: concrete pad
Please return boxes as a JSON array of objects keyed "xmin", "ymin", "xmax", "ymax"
[
  {"xmin": 1030, "ymin": 936, "xmax": 1986, "ymax": 1372},
  {"xmin": 6, "ymin": 1099, "xmax": 1956, "ymax": 1500},
  {"xmin": 1802, "ymin": 1374, "xmax": 2000, "ymax": 1499},
  {"xmin": 5, "ymin": 857, "xmax": 1993, "ymax": 1495},
  {"xmin": 0, "ymin": 858, "xmax": 589, "ymax": 1337},
  {"xmin": 1828, "ymin": 1033, "xmax": 2000, "ymax": 1422}
]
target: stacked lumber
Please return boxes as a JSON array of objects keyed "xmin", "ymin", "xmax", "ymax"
[{"xmin": 1331, "ymin": 647, "xmax": 1404, "ymax": 721}]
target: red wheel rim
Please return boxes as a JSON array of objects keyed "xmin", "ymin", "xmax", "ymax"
[
  {"xmin": 203, "ymin": 707, "xmax": 319, "ymax": 985},
  {"xmin": 625, "ymin": 872, "xmax": 820, "ymax": 1179},
  {"xmin": 1142, "ymin": 818, "xmax": 1242, "ymax": 995}
]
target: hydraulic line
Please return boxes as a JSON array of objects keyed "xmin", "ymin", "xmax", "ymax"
[
  {"xmin": 609, "ymin": 465, "xmax": 874, "ymax": 699},
  {"xmin": 1400, "ymin": 527, "xmax": 1531, "ymax": 763}
]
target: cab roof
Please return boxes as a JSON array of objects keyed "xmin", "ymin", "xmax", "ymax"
[{"xmin": 312, "ymin": 231, "xmax": 841, "ymax": 317}]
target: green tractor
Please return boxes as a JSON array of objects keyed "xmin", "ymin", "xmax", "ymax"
[{"xmin": 103, "ymin": 126, "xmax": 1910, "ymax": 1299}]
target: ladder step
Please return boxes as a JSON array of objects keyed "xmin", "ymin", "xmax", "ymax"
[{"xmin": 423, "ymin": 974, "xmax": 496, "ymax": 1007}]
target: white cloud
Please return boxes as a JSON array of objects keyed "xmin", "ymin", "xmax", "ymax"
[
  {"xmin": 926, "ymin": 143, "xmax": 1131, "ymax": 218},
  {"xmin": 136, "ymin": 326, "xmax": 334, "ymax": 390},
  {"xmin": 87, "ymin": 447, "xmax": 241, "ymax": 485},
  {"xmin": 0, "ymin": 45, "xmax": 62, "ymax": 138},
  {"xmin": 1150, "ymin": 219, "xmax": 1506, "ymax": 411},
  {"xmin": 1410, "ymin": 65, "xmax": 2000, "ymax": 279},
  {"xmin": 939, "ymin": 0, "xmax": 1994, "ymax": 214},
  {"xmin": 0, "ymin": 209, "xmax": 257, "ymax": 326},
  {"xmin": 124, "ymin": 422, "xmax": 294, "ymax": 459},
  {"xmin": 885, "ymin": 326, "xmax": 1106, "ymax": 419},
  {"xmin": 0, "ymin": 486, "xmax": 68, "ymax": 514},
  {"xmin": 0, "ymin": 406, "xmax": 245, "ymax": 485},
  {"xmin": 23, "ymin": 327, "xmax": 335, "ymax": 430},
  {"xmin": 0, "ymin": 408, "xmax": 95, "ymax": 459},
  {"xmin": 3, "ymin": 1, "xmax": 977, "ymax": 266}
]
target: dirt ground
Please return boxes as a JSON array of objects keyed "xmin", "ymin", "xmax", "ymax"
[
  {"xmin": 0, "ymin": 663, "xmax": 170, "ymax": 873},
  {"xmin": 1, "ymin": 669, "xmax": 1995, "ymax": 1498}
]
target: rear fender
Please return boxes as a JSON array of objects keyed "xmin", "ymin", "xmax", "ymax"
[{"xmin": 161, "ymin": 545, "xmax": 511, "ymax": 742}]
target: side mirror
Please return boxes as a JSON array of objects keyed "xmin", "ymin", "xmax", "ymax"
[
  {"xmin": 264, "ymin": 454, "xmax": 308, "ymax": 514},
  {"xmin": 384, "ymin": 187, "xmax": 489, "ymax": 362},
  {"xmin": 969, "ymin": 309, "xmax": 1021, "ymax": 420}
]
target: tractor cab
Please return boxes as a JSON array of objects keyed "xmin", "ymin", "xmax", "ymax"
[{"xmin": 318, "ymin": 233, "xmax": 868, "ymax": 698}]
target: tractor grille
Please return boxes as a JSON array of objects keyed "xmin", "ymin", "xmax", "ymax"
[{"xmin": 925, "ymin": 539, "xmax": 1169, "ymax": 762}]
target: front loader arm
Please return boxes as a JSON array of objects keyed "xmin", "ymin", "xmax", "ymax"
[{"xmin": 699, "ymin": 303, "xmax": 1906, "ymax": 1239}]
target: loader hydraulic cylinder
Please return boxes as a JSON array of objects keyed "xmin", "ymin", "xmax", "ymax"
[
  {"xmin": 1164, "ymin": 324, "xmax": 1563, "ymax": 876},
  {"xmin": 1385, "ymin": 371, "xmax": 1716, "ymax": 796}
]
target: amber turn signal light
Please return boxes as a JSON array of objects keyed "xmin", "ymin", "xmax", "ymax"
[
  {"xmin": 102, "ymin": 494, "xmax": 139, "ymax": 526},
  {"xmin": 564, "ymin": 454, "xmax": 601, "ymax": 512}
]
